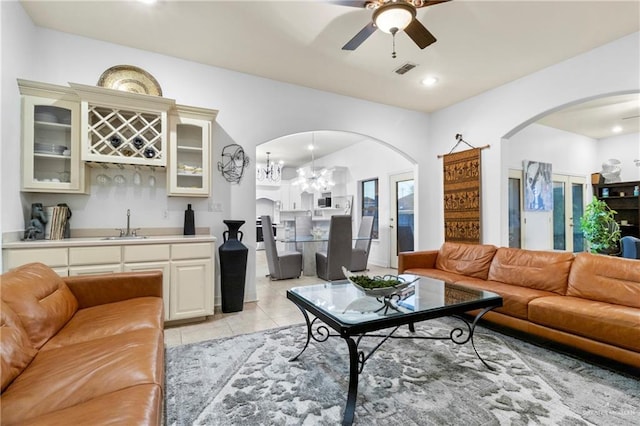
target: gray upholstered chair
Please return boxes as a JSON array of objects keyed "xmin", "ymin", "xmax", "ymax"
[
  {"xmin": 316, "ymin": 215, "xmax": 352, "ymax": 281},
  {"xmin": 350, "ymin": 216, "xmax": 374, "ymax": 272},
  {"xmin": 620, "ymin": 235, "xmax": 640, "ymax": 259},
  {"xmin": 261, "ymin": 215, "xmax": 303, "ymax": 280}
]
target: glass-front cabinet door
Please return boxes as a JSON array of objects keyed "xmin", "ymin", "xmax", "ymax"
[
  {"xmin": 168, "ymin": 105, "xmax": 217, "ymax": 197},
  {"xmin": 19, "ymin": 80, "xmax": 87, "ymax": 193}
]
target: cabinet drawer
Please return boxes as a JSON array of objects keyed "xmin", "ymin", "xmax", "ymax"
[
  {"xmin": 69, "ymin": 246, "xmax": 121, "ymax": 265},
  {"xmin": 171, "ymin": 243, "xmax": 213, "ymax": 260},
  {"xmin": 3, "ymin": 248, "xmax": 68, "ymax": 269},
  {"xmin": 124, "ymin": 244, "xmax": 170, "ymax": 262}
]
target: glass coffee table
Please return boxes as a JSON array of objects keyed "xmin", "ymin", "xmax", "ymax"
[{"xmin": 286, "ymin": 276, "xmax": 503, "ymax": 426}]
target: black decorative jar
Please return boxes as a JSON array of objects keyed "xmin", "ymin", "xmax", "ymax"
[{"xmin": 219, "ymin": 220, "xmax": 248, "ymax": 313}]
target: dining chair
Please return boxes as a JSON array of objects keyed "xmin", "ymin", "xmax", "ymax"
[
  {"xmin": 350, "ymin": 216, "xmax": 374, "ymax": 272},
  {"xmin": 620, "ymin": 235, "xmax": 640, "ymax": 259},
  {"xmin": 316, "ymin": 215, "xmax": 352, "ymax": 281},
  {"xmin": 294, "ymin": 215, "xmax": 313, "ymax": 251},
  {"xmin": 261, "ymin": 215, "xmax": 303, "ymax": 280}
]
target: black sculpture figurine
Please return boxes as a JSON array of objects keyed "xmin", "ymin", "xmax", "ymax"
[{"xmin": 25, "ymin": 203, "xmax": 47, "ymax": 240}]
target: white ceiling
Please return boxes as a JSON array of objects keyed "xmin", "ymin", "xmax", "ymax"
[{"xmin": 19, "ymin": 0, "xmax": 640, "ymax": 165}]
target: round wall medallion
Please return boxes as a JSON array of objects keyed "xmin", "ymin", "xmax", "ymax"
[{"xmin": 97, "ymin": 65, "xmax": 162, "ymax": 96}]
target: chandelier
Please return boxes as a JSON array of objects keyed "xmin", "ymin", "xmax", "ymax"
[
  {"xmin": 292, "ymin": 133, "xmax": 335, "ymax": 192},
  {"xmin": 256, "ymin": 152, "xmax": 283, "ymax": 183}
]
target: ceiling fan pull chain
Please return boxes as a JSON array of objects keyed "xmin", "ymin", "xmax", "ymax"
[{"xmin": 391, "ymin": 27, "xmax": 398, "ymax": 58}]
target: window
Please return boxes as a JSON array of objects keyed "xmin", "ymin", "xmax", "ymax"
[{"xmin": 361, "ymin": 178, "xmax": 379, "ymax": 239}]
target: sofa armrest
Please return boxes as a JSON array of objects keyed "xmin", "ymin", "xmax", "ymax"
[
  {"xmin": 398, "ymin": 250, "xmax": 438, "ymax": 274},
  {"xmin": 63, "ymin": 271, "xmax": 163, "ymax": 309}
]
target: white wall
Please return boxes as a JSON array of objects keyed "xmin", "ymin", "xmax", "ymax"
[
  {"xmin": 1, "ymin": 2, "xmax": 430, "ymax": 305},
  {"xmin": 2, "ymin": 1, "xmax": 639, "ymax": 302},
  {"xmin": 596, "ymin": 133, "xmax": 640, "ymax": 182},
  {"xmin": 312, "ymin": 139, "xmax": 414, "ymax": 267},
  {"xmin": 427, "ymin": 32, "xmax": 640, "ymax": 248},
  {"xmin": 506, "ymin": 123, "xmax": 598, "ymax": 249}
]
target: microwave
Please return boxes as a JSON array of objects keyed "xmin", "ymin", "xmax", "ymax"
[{"xmin": 317, "ymin": 197, "xmax": 332, "ymax": 208}]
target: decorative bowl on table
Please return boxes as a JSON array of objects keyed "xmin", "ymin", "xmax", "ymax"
[{"xmin": 341, "ymin": 267, "xmax": 418, "ymax": 297}]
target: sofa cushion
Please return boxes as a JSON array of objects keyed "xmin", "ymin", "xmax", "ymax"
[
  {"xmin": 487, "ymin": 247, "xmax": 574, "ymax": 295},
  {"xmin": 529, "ymin": 296, "xmax": 640, "ymax": 352},
  {"xmin": 567, "ymin": 253, "xmax": 640, "ymax": 308},
  {"xmin": 435, "ymin": 242, "xmax": 497, "ymax": 280},
  {"xmin": 3, "ymin": 384, "xmax": 162, "ymax": 426},
  {"xmin": 0, "ymin": 302, "xmax": 38, "ymax": 391},
  {"xmin": 0, "ymin": 328, "xmax": 164, "ymax": 425},
  {"xmin": 41, "ymin": 297, "xmax": 164, "ymax": 351},
  {"xmin": 402, "ymin": 267, "xmax": 471, "ymax": 284},
  {"xmin": 456, "ymin": 278, "xmax": 555, "ymax": 320},
  {"xmin": 1, "ymin": 263, "xmax": 78, "ymax": 349}
]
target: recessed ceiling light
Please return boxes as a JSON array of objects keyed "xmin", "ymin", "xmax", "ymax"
[
  {"xmin": 421, "ymin": 76, "xmax": 439, "ymax": 87},
  {"xmin": 612, "ymin": 125, "xmax": 623, "ymax": 133},
  {"xmin": 138, "ymin": 0, "xmax": 157, "ymax": 4}
]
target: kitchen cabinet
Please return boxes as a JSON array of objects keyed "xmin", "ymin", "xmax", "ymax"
[
  {"xmin": 123, "ymin": 244, "xmax": 171, "ymax": 320},
  {"xmin": 70, "ymin": 82, "xmax": 175, "ymax": 168},
  {"xmin": 2, "ymin": 247, "xmax": 68, "ymax": 276},
  {"xmin": 169, "ymin": 242, "xmax": 214, "ymax": 320},
  {"xmin": 18, "ymin": 79, "xmax": 88, "ymax": 194},
  {"xmin": 68, "ymin": 245, "xmax": 122, "ymax": 276},
  {"xmin": 168, "ymin": 105, "xmax": 217, "ymax": 197},
  {"xmin": 2, "ymin": 237, "xmax": 215, "ymax": 322}
]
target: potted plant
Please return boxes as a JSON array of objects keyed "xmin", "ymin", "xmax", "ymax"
[{"xmin": 580, "ymin": 196, "xmax": 621, "ymax": 254}]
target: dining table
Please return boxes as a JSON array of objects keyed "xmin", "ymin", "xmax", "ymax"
[{"xmin": 279, "ymin": 234, "xmax": 369, "ymax": 276}]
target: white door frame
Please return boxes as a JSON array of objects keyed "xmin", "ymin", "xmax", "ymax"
[
  {"xmin": 552, "ymin": 174, "xmax": 586, "ymax": 252},
  {"xmin": 389, "ymin": 171, "xmax": 414, "ymax": 268}
]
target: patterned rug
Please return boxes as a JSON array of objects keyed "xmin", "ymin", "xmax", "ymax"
[{"xmin": 165, "ymin": 317, "xmax": 638, "ymax": 425}]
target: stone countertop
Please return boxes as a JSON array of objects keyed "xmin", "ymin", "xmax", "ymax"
[{"xmin": 2, "ymin": 234, "xmax": 216, "ymax": 249}]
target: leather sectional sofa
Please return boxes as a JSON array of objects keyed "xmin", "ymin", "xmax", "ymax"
[
  {"xmin": 1, "ymin": 262, "xmax": 164, "ymax": 425},
  {"xmin": 398, "ymin": 242, "xmax": 640, "ymax": 369}
]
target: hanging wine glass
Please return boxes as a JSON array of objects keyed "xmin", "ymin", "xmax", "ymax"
[
  {"xmin": 148, "ymin": 167, "xmax": 156, "ymax": 187},
  {"xmin": 133, "ymin": 166, "xmax": 142, "ymax": 186}
]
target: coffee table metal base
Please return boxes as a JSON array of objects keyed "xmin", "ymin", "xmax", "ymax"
[{"xmin": 289, "ymin": 305, "xmax": 497, "ymax": 426}]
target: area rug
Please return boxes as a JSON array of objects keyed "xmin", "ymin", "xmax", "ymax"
[{"xmin": 165, "ymin": 318, "xmax": 638, "ymax": 425}]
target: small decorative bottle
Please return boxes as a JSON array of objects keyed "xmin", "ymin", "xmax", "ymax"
[
  {"xmin": 184, "ymin": 204, "xmax": 195, "ymax": 235},
  {"xmin": 634, "ymin": 186, "xmax": 639, "ymax": 196}
]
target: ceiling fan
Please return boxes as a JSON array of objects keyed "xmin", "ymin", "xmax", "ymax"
[{"xmin": 337, "ymin": 0, "xmax": 451, "ymax": 57}]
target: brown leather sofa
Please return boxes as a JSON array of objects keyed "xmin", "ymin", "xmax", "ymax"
[
  {"xmin": 1, "ymin": 262, "xmax": 164, "ymax": 425},
  {"xmin": 399, "ymin": 242, "xmax": 640, "ymax": 369}
]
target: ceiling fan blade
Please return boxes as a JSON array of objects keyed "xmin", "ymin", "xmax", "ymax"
[
  {"xmin": 330, "ymin": 1, "xmax": 370, "ymax": 8},
  {"xmin": 404, "ymin": 19, "xmax": 437, "ymax": 49},
  {"xmin": 342, "ymin": 21, "xmax": 377, "ymax": 51},
  {"xmin": 419, "ymin": 0, "xmax": 452, "ymax": 8}
]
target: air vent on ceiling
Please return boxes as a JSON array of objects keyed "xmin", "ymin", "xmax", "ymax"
[{"xmin": 394, "ymin": 62, "xmax": 418, "ymax": 75}]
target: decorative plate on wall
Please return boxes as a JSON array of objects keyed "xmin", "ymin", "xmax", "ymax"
[{"xmin": 97, "ymin": 65, "xmax": 163, "ymax": 96}]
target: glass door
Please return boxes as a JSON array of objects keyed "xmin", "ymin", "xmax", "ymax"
[
  {"xmin": 508, "ymin": 171, "xmax": 522, "ymax": 248},
  {"xmin": 390, "ymin": 172, "xmax": 414, "ymax": 268},
  {"xmin": 552, "ymin": 175, "xmax": 585, "ymax": 252}
]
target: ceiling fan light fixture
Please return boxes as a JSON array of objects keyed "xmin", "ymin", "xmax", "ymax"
[{"xmin": 373, "ymin": 3, "xmax": 416, "ymax": 34}]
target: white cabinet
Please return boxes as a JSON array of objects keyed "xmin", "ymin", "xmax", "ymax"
[
  {"xmin": 3, "ymin": 247, "xmax": 69, "ymax": 276},
  {"xmin": 170, "ymin": 259, "xmax": 213, "ymax": 320},
  {"xmin": 123, "ymin": 244, "xmax": 171, "ymax": 320},
  {"xmin": 168, "ymin": 105, "xmax": 217, "ymax": 197},
  {"xmin": 70, "ymin": 82, "xmax": 175, "ymax": 167},
  {"xmin": 2, "ymin": 238, "xmax": 215, "ymax": 323},
  {"xmin": 68, "ymin": 245, "xmax": 122, "ymax": 276},
  {"xmin": 18, "ymin": 79, "xmax": 88, "ymax": 194},
  {"xmin": 169, "ymin": 242, "xmax": 214, "ymax": 320}
]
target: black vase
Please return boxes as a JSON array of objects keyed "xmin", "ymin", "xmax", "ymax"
[{"xmin": 219, "ymin": 220, "xmax": 248, "ymax": 313}]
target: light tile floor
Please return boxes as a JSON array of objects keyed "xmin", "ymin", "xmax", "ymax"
[{"xmin": 164, "ymin": 250, "xmax": 398, "ymax": 347}]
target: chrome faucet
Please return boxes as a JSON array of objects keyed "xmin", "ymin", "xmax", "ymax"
[{"xmin": 117, "ymin": 209, "xmax": 140, "ymax": 237}]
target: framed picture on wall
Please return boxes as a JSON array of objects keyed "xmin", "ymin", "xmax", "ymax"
[{"xmin": 523, "ymin": 160, "xmax": 553, "ymax": 211}]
